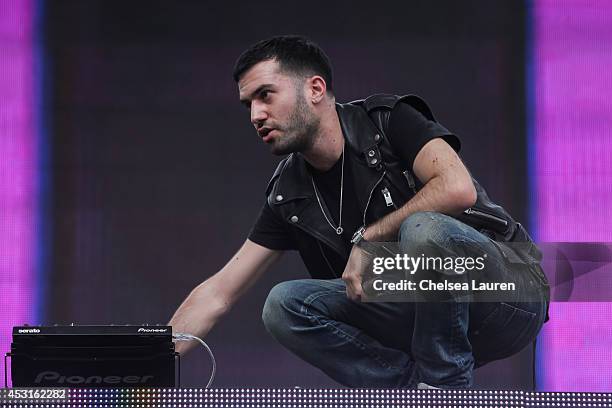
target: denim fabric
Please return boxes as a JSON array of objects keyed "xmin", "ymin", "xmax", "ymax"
[{"xmin": 262, "ymin": 212, "xmax": 549, "ymax": 389}]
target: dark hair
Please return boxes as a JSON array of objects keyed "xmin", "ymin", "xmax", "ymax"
[{"xmin": 232, "ymin": 35, "xmax": 333, "ymax": 93}]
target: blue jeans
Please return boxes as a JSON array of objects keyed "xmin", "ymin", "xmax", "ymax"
[{"xmin": 262, "ymin": 212, "xmax": 549, "ymax": 388}]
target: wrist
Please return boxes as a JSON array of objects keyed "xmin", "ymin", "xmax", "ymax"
[
  {"xmin": 362, "ymin": 225, "xmax": 377, "ymax": 242},
  {"xmin": 351, "ymin": 225, "xmax": 380, "ymax": 244}
]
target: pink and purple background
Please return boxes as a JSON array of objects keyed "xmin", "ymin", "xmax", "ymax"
[
  {"xmin": 533, "ymin": 0, "xmax": 612, "ymax": 391},
  {"xmin": 1, "ymin": 0, "xmax": 611, "ymax": 390},
  {"xmin": 0, "ymin": 0, "xmax": 37, "ymax": 388}
]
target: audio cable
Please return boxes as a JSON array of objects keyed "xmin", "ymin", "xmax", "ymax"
[{"xmin": 172, "ymin": 333, "xmax": 216, "ymax": 388}]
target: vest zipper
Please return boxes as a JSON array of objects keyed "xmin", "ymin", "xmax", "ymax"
[
  {"xmin": 402, "ymin": 170, "xmax": 418, "ymax": 194},
  {"xmin": 381, "ymin": 187, "xmax": 395, "ymax": 208},
  {"xmin": 464, "ymin": 207, "xmax": 508, "ymax": 227},
  {"xmin": 362, "ymin": 170, "xmax": 387, "ymax": 227}
]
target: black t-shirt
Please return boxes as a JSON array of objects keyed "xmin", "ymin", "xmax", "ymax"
[{"xmin": 248, "ymin": 101, "xmax": 460, "ymax": 267}]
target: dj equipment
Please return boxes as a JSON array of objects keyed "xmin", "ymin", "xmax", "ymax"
[{"xmin": 5, "ymin": 325, "xmax": 177, "ymax": 388}]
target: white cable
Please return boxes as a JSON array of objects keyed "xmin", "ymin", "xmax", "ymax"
[{"xmin": 173, "ymin": 333, "xmax": 216, "ymax": 388}]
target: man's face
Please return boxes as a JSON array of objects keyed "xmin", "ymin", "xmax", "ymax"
[{"xmin": 238, "ymin": 59, "xmax": 320, "ymax": 155}]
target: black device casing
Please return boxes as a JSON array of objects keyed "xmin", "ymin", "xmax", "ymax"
[{"xmin": 8, "ymin": 325, "xmax": 176, "ymax": 388}]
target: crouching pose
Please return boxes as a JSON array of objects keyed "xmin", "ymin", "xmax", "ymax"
[{"xmin": 170, "ymin": 35, "xmax": 549, "ymax": 389}]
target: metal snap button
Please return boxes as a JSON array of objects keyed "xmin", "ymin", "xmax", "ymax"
[
  {"xmin": 370, "ymin": 158, "xmax": 378, "ymax": 165},
  {"xmin": 368, "ymin": 150, "xmax": 375, "ymax": 157},
  {"xmin": 374, "ymin": 133, "xmax": 381, "ymax": 142},
  {"xmin": 290, "ymin": 215, "xmax": 299, "ymax": 223},
  {"xmin": 276, "ymin": 195, "xmax": 283, "ymax": 202}
]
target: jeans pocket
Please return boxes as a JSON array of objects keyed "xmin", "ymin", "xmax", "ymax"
[{"xmin": 471, "ymin": 302, "xmax": 538, "ymax": 363}]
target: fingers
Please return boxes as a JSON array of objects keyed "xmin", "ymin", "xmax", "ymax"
[
  {"xmin": 342, "ymin": 272, "xmax": 362, "ymax": 301},
  {"xmin": 342, "ymin": 245, "xmax": 367, "ymax": 301}
]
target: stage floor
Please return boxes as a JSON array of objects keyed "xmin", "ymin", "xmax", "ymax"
[{"xmin": 2, "ymin": 387, "xmax": 611, "ymax": 407}]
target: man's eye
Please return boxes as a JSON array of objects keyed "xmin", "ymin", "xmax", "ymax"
[{"xmin": 261, "ymin": 90, "xmax": 269, "ymax": 99}]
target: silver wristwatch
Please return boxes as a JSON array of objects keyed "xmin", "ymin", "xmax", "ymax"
[{"xmin": 351, "ymin": 226, "xmax": 368, "ymax": 246}]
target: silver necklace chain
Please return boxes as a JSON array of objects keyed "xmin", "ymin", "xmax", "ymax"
[{"xmin": 311, "ymin": 143, "xmax": 345, "ymax": 235}]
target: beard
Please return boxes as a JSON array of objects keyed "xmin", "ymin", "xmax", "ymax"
[{"xmin": 268, "ymin": 89, "xmax": 320, "ymax": 156}]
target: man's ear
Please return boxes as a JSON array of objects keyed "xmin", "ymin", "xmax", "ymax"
[{"xmin": 308, "ymin": 75, "xmax": 327, "ymax": 104}]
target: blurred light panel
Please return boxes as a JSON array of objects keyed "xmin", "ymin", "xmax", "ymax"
[
  {"xmin": 533, "ymin": 0, "xmax": 612, "ymax": 391},
  {"xmin": 0, "ymin": 0, "xmax": 37, "ymax": 386}
]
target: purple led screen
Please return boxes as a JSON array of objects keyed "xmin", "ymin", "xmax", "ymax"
[
  {"xmin": 0, "ymin": 0, "xmax": 37, "ymax": 387},
  {"xmin": 534, "ymin": 0, "xmax": 612, "ymax": 391}
]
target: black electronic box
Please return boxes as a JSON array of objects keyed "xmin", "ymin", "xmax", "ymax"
[{"xmin": 6, "ymin": 325, "xmax": 176, "ymax": 387}]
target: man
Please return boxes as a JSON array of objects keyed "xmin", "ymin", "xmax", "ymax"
[{"xmin": 169, "ymin": 35, "xmax": 549, "ymax": 389}]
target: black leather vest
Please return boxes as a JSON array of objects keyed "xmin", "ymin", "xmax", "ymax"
[{"xmin": 265, "ymin": 94, "xmax": 519, "ymax": 279}]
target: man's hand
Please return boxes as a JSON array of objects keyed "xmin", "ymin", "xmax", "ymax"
[{"xmin": 342, "ymin": 244, "xmax": 371, "ymax": 301}]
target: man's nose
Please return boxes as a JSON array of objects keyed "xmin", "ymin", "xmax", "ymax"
[{"xmin": 250, "ymin": 102, "xmax": 268, "ymax": 127}]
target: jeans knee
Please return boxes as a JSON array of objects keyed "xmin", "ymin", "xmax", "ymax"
[
  {"xmin": 262, "ymin": 281, "xmax": 297, "ymax": 338},
  {"xmin": 399, "ymin": 212, "xmax": 450, "ymax": 253}
]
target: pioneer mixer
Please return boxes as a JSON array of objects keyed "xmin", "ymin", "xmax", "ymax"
[{"xmin": 5, "ymin": 325, "xmax": 177, "ymax": 387}]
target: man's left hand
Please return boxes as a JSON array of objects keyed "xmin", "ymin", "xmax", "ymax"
[{"xmin": 342, "ymin": 244, "xmax": 371, "ymax": 301}]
